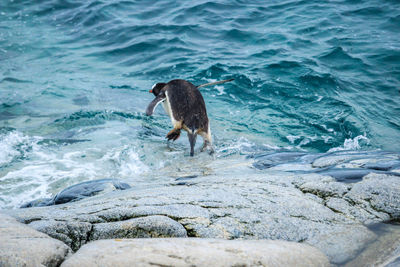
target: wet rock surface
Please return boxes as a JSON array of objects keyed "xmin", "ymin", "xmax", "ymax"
[
  {"xmin": 21, "ymin": 178, "xmax": 131, "ymax": 208},
  {"xmin": 61, "ymin": 238, "xmax": 330, "ymax": 267},
  {"xmin": 3, "ymin": 150, "xmax": 400, "ymax": 265},
  {"xmin": 0, "ymin": 213, "xmax": 71, "ymax": 267},
  {"xmin": 253, "ymin": 150, "xmax": 400, "ymax": 182}
]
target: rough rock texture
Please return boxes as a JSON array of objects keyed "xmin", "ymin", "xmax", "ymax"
[
  {"xmin": 90, "ymin": 215, "xmax": 187, "ymax": 240},
  {"xmin": 0, "ymin": 213, "xmax": 71, "ymax": 267},
  {"xmin": 28, "ymin": 220, "xmax": 93, "ymax": 251},
  {"xmin": 4, "ymin": 171, "xmax": 398, "ymax": 265},
  {"xmin": 61, "ymin": 238, "xmax": 330, "ymax": 267},
  {"xmin": 345, "ymin": 173, "xmax": 400, "ymax": 219},
  {"xmin": 4, "ymin": 150, "xmax": 400, "ymax": 265}
]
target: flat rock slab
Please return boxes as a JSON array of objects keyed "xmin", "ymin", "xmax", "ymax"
[
  {"xmin": 0, "ymin": 213, "xmax": 71, "ymax": 267},
  {"xmin": 61, "ymin": 238, "xmax": 330, "ymax": 267},
  {"xmin": 4, "ymin": 169, "xmax": 400, "ymax": 265}
]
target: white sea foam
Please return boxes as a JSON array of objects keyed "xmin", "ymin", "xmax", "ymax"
[
  {"xmin": 215, "ymin": 85, "xmax": 225, "ymax": 95},
  {"xmin": 327, "ymin": 135, "xmax": 370, "ymax": 153},
  {"xmin": 100, "ymin": 145, "xmax": 149, "ymax": 177},
  {"xmin": 0, "ymin": 131, "xmax": 149, "ymax": 209},
  {"xmin": 286, "ymin": 135, "xmax": 301, "ymax": 144},
  {"xmin": 216, "ymin": 137, "xmax": 284, "ymax": 157},
  {"xmin": 0, "ymin": 131, "xmax": 39, "ymax": 166}
]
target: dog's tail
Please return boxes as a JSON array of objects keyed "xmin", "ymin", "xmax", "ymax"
[{"xmin": 196, "ymin": 78, "xmax": 234, "ymax": 89}]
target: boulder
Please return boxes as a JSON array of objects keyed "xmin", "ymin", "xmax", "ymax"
[
  {"xmin": 345, "ymin": 173, "xmax": 400, "ymax": 219},
  {"xmin": 89, "ymin": 215, "xmax": 188, "ymax": 240},
  {"xmin": 0, "ymin": 213, "xmax": 71, "ymax": 267},
  {"xmin": 61, "ymin": 238, "xmax": 330, "ymax": 267},
  {"xmin": 4, "ymin": 151, "xmax": 400, "ymax": 265},
  {"xmin": 29, "ymin": 220, "xmax": 93, "ymax": 251}
]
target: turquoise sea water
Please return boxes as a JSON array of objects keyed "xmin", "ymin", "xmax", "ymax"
[{"xmin": 1, "ymin": 0, "xmax": 400, "ymax": 208}]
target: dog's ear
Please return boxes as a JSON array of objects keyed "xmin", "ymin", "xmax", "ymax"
[{"xmin": 146, "ymin": 94, "xmax": 166, "ymax": 116}]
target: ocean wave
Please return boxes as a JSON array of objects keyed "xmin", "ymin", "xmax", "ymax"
[
  {"xmin": 382, "ymin": 15, "xmax": 400, "ymax": 32},
  {"xmin": 100, "ymin": 145, "xmax": 149, "ymax": 177},
  {"xmin": 341, "ymin": 6, "xmax": 385, "ymax": 17},
  {"xmin": 0, "ymin": 131, "xmax": 149, "ymax": 209},
  {"xmin": 327, "ymin": 135, "xmax": 370, "ymax": 153},
  {"xmin": 267, "ymin": 60, "xmax": 302, "ymax": 70},
  {"xmin": 318, "ymin": 47, "xmax": 366, "ymax": 68},
  {"xmin": 251, "ymin": 48, "xmax": 287, "ymax": 58},
  {"xmin": 0, "ymin": 77, "xmax": 31, "ymax": 84},
  {"xmin": 1, "ymin": 0, "xmax": 400, "ymax": 208},
  {"xmin": 0, "ymin": 130, "xmax": 40, "ymax": 167},
  {"xmin": 51, "ymin": 110, "xmax": 145, "ymax": 130},
  {"xmin": 299, "ymin": 73, "xmax": 340, "ymax": 89}
]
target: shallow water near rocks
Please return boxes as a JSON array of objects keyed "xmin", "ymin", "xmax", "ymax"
[{"xmin": 1, "ymin": 0, "xmax": 400, "ymax": 265}]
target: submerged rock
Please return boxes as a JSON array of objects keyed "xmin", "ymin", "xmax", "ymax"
[
  {"xmin": 316, "ymin": 168, "xmax": 376, "ymax": 182},
  {"xmin": 20, "ymin": 178, "xmax": 131, "ymax": 208},
  {"xmin": 0, "ymin": 213, "xmax": 71, "ymax": 267},
  {"xmin": 252, "ymin": 151, "xmax": 314, "ymax": 169},
  {"xmin": 253, "ymin": 150, "xmax": 400, "ymax": 183},
  {"xmin": 53, "ymin": 178, "xmax": 131, "ymax": 205},
  {"xmin": 20, "ymin": 197, "xmax": 54, "ymax": 208},
  {"xmin": 362, "ymin": 160, "xmax": 400, "ymax": 171},
  {"xmin": 60, "ymin": 238, "xmax": 330, "ymax": 267}
]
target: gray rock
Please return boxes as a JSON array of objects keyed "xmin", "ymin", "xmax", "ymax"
[
  {"xmin": 312, "ymin": 154, "xmax": 359, "ymax": 168},
  {"xmin": 363, "ymin": 160, "xmax": 400, "ymax": 171},
  {"xmin": 0, "ymin": 213, "xmax": 71, "ymax": 267},
  {"xmin": 53, "ymin": 178, "xmax": 131, "ymax": 205},
  {"xmin": 299, "ymin": 180, "xmax": 349, "ymax": 198},
  {"xmin": 20, "ymin": 178, "xmax": 131, "ymax": 208},
  {"xmin": 325, "ymin": 197, "xmax": 388, "ymax": 224},
  {"xmin": 253, "ymin": 152, "xmax": 309, "ymax": 169},
  {"xmin": 307, "ymin": 224, "xmax": 376, "ymax": 265},
  {"xmin": 345, "ymin": 173, "xmax": 400, "ymax": 219},
  {"xmin": 386, "ymin": 257, "xmax": 400, "ymax": 267},
  {"xmin": 61, "ymin": 238, "xmax": 330, "ymax": 267},
  {"xmin": 344, "ymin": 223, "xmax": 400, "ymax": 267},
  {"xmin": 316, "ymin": 168, "xmax": 400, "ymax": 183},
  {"xmin": 20, "ymin": 197, "xmax": 54, "ymax": 208},
  {"xmin": 90, "ymin": 215, "xmax": 187, "ymax": 240},
  {"xmin": 317, "ymin": 168, "xmax": 374, "ymax": 182},
  {"xmin": 311, "ymin": 151, "xmax": 400, "ymax": 169},
  {"xmin": 29, "ymin": 220, "xmax": 93, "ymax": 251},
  {"xmin": 4, "ymin": 164, "xmax": 400, "ymax": 265}
]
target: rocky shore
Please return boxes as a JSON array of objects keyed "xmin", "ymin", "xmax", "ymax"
[{"xmin": 1, "ymin": 150, "xmax": 400, "ymax": 266}]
